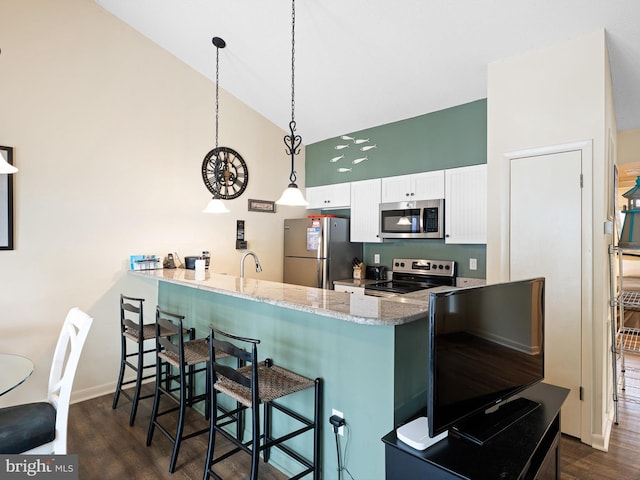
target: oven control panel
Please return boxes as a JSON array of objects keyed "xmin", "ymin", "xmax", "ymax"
[{"xmin": 392, "ymin": 258, "xmax": 456, "ymax": 277}]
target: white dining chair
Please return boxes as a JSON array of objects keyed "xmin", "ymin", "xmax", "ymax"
[{"xmin": 0, "ymin": 307, "xmax": 93, "ymax": 454}]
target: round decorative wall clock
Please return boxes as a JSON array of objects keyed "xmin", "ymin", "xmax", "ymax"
[{"xmin": 201, "ymin": 146, "xmax": 248, "ymax": 200}]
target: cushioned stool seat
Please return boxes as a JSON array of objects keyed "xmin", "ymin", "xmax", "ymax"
[{"xmin": 0, "ymin": 403, "xmax": 56, "ymax": 454}]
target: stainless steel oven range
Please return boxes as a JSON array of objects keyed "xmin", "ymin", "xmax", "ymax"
[{"xmin": 364, "ymin": 258, "xmax": 456, "ymax": 297}]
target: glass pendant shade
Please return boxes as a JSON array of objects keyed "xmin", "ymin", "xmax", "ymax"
[
  {"xmin": 276, "ymin": 184, "xmax": 309, "ymax": 206},
  {"xmin": 203, "ymin": 198, "xmax": 230, "ymax": 213},
  {"xmin": 619, "ymin": 176, "xmax": 640, "ymax": 247},
  {"xmin": 0, "ymin": 157, "xmax": 18, "ymax": 174}
]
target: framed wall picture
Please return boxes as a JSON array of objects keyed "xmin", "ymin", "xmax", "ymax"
[
  {"xmin": 248, "ymin": 199, "xmax": 276, "ymax": 213},
  {"xmin": 0, "ymin": 146, "xmax": 15, "ymax": 250}
]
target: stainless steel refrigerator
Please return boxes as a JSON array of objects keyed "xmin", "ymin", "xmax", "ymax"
[{"xmin": 283, "ymin": 217, "xmax": 362, "ymax": 289}]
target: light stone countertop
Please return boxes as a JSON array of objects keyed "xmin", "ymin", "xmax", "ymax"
[{"xmin": 130, "ymin": 268, "xmax": 443, "ymax": 326}]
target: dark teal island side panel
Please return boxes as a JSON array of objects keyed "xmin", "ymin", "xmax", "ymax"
[{"xmin": 158, "ymin": 281, "xmax": 429, "ymax": 479}]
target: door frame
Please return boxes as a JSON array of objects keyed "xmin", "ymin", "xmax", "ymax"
[{"xmin": 504, "ymin": 140, "xmax": 593, "ymax": 445}]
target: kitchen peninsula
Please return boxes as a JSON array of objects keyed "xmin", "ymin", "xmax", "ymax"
[{"xmin": 130, "ymin": 268, "xmax": 438, "ymax": 479}]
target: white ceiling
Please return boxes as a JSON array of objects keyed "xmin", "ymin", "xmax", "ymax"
[{"xmin": 95, "ymin": 0, "xmax": 640, "ymax": 144}]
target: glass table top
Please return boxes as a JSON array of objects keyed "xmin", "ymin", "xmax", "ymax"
[{"xmin": 0, "ymin": 353, "xmax": 34, "ymax": 396}]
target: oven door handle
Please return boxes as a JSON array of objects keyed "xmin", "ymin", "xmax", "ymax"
[{"xmin": 364, "ymin": 289, "xmax": 399, "ymax": 298}]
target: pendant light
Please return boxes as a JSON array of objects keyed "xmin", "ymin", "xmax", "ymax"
[
  {"xmin": 203, "ymin": 36, "xmax": 230, "ymax": 214},
  {"xmin": 276, "ymin": 0, "xmax": 309, "ymax": 206}
]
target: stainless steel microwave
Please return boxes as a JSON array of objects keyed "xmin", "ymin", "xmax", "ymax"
[{"xmin": 379, "ymin": 199, "xmax": 444, "ymax": 239}]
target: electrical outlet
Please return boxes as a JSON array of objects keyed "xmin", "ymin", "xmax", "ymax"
[
  {"xmin": 374, "ymin": 254, "xmax": 380, "ymax": 264},
  {"xmin": 332, "ymin": 408, "xmax": 344, "ymax": 436},
  {"xmin": 469, "ymin": 258, "xmax": 477, "ymax": 270}
]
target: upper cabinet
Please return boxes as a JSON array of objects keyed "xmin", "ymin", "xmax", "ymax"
[
  {"xmin": 350, "ymin": 178, "xmax": 382, "ymax": 243},
  {"xmin": 306, "ymin": 183, "xmax": 351, "ymax": 210},
  {"xmin": 381, "ymin": 171, "xmax": 445, "ymax": 203},
  {"xmin": 305, "ymin": 164, "xmax": 487, "ymax": 244},
  {"xmin": 444, "ymin": 164, "xmax": 487, "ymax": 244}
]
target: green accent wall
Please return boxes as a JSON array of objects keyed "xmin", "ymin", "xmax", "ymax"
[
  {"xmin": 305, "ymin": 99, "xmax": 488, "ymax": 279},
  {"xmin": 306, "ymin": 99, "xmax": 487, "ymax": 186},
  {"xmin": 367, "ymin": 239, "xmax": 487, "ymax": 279}
]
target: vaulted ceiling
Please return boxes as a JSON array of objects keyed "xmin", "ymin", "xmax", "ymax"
[{"xmin": 95, "ymin": 0, "xmax": 640, "ymax": 145}]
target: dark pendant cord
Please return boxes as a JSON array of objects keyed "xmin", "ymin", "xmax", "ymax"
[{"xmin": 284, "ymin": 0, "xmax": 302, "ymax": 186}]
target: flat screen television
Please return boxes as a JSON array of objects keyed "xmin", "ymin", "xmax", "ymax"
[{"xmin": 427, "ymin": 277, "xmax": 545, "ymax": 445}]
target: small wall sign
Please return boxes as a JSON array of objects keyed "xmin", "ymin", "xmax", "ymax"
[{"xmin": 248, "ymin": 199, "xmax": 276, "ymax": 213}]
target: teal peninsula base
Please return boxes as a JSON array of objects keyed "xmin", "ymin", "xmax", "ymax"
[{"xmin": 133, "ymin": 270, "xmax": 433, "ymax": 479}]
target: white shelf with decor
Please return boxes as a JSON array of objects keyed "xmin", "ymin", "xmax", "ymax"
[{"xmin": 608, "ymin": 244, "xmax": 640, "ymax": 424}]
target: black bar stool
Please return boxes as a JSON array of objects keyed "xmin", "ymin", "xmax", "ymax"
[
  {"xmin": 204, "ymin": 325, "xmax": 322, "ymax": 480},
  {"xmin": 146, "ymin": 307, "xmax": 210, "ymax": 473},
  {"xmin": 112, "ymin": 295, "xmax": 176, "ymax": 426}
]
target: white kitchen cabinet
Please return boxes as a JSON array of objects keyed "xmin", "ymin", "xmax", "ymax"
[
  {"xmin": 444, "ymin": 164, "xmax": 487, "ymax": 244},
  {"xmin": 381, "ymin": 170, "xmax": 445, "ymax": 203},
  {"xmin": 350, "ymin": 178, "xmax": 382, "ymax": 243},
  {"xmin": 306, "ymin": 183, "xmax": 351, "ymax": 209},
  {"xmin": 334, "ymin": 284, "xmax": 365, "ymax": 295}
]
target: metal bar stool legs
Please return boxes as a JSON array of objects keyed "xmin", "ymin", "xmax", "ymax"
[{"xmin": 264, "ymin": 377, "xmax": 322, "ymax": 479}]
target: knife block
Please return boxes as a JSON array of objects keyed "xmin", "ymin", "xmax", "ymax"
[{"xmin": 353, "ymin": 264, "xmax": 366, "ymax": 279}]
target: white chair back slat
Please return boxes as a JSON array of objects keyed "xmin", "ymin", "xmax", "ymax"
[{"xmin": 24, "ymin": 307, "xmax": 93, "ymax": 454}]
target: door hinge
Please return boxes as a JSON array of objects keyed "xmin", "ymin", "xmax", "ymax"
[
  {"xmin": 580, "ymin": 174, "xmax": 583, "ymax": 188},
  {"xmin": 579, "ymin": 386, "xmax": 584, "ymax": 401}
]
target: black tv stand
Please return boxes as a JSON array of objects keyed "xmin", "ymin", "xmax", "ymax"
[
  {"xmin": 382, "ymin": 383, "xmax": 569, "ymax": 480},
  {"xmin": 452, "ymin": 397, "xmax": 540, "ymax": 445}
]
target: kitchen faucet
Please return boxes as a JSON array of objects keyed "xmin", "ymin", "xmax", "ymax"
[{"xmin": 240, "ymin": 250, "xmax": 262, "ymax": 278}]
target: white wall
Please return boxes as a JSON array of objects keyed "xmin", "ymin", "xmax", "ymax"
[
  {"xmin": 486, "ymin": 29, "xmax": 615, "ymax": 447},
  {"xmin": 0, "ymin": 0, "xmax": 307, "ymax": 406},
  {"xmin": 618, "ymin": 129, "xmax": 640, "ymax": 167}
]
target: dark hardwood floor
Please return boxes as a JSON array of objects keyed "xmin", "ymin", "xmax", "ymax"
[
  {"xmin": 560, "ymin": 351, "xmax": 640, "ymax": 480},
  {"xmin": 68, "ymin": 385, "xmax": 286, "ymax": 479},
  {"xmin": 69, "ymin": 354, "xmax": 640, "ymax": 479}
]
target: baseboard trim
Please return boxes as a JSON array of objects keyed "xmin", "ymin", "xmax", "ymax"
[
  {"xmin": 71, "ymin": 382, "xmax": 116, "ymax": 404},
  {"xmin": 591, "ymin": 412, "xmax": 614, "ymax": 452}
]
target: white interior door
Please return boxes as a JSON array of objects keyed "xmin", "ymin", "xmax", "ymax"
[{"xmin": 510, "ymin": 149, "xmax": 582, "ymax": 438}]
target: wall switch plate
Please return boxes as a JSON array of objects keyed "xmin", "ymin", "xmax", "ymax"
[
  {"xmin": 374, "ymin": 254, "xmax": 380, "ymax": 264},
  {"xmin": 469, "ymin": 258, "xmax": 477, "ymax": 270}
]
